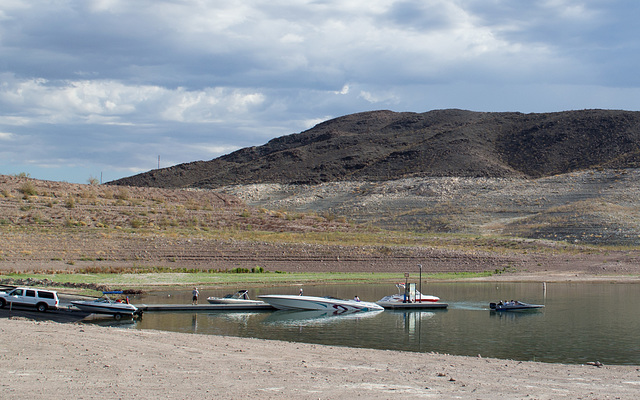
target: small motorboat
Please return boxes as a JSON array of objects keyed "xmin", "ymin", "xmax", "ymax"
[
  {"xmin": 72, "ymin": 291, "xmax": 138, "ymax": 319},
  {"xmin": 207, "ymin": 290, "xmax": 266, "ymax": 305},
  {"xmin": 258, "ymin": 294, "xmax": 384, "ymax": 312},
  {"xmin": 489, "ymin": 300, "xmax": 544, "ymax": 311},
  {"xmin": 377, "ymin": 283, "xmax": 440, "ymax": 303}
]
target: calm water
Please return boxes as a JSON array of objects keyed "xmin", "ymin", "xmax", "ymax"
[{"xmin": 91, "ymin": 282, "xmax": 640, "ymax": 365}]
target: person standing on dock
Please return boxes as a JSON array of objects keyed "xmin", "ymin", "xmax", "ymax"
[{"xmin": 192, "ymin": 287, "xmax": 199, "ymax": 305}]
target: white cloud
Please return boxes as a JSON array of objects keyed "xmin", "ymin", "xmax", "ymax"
[
  {"xmin": 0, "ymin": 76, "xmax": 266, "ymax": 126},
  {"xmin": 359, "ymin": 89, "xmax": 399, "ymax": 105},
  {"xmin": 303, "ymin": 117, "xmax": 333, "ymax": 130},
  {"xmin": 186, "ymin": 144, "xmax": 240, "ymax": 156},
  {"xmin": 160, "ymin": 87, "xmax": 266, "ymax": 123},
  {"xmin": 0, "ymin": 131, "xmax": 15, "ymax": 140},
  {"xmin": 541, "ymin": 0, "xmax": 600, "ymax": 20},
  {"xmin": 0, "ymin": 0, "xmax": 638, "ymax": 183},
  {"xmin": 280, "ymin": 33, "xmax": 304, "ymax": 44},
  {"xmin": 334, "ymin": 84, "xmax": 350, "ymax": 95}
]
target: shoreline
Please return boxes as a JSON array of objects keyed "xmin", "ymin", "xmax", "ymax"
[
  {"xmin": 2, "ymin": 318, "xmax": 639, "ymax": 399},
  {"xmin": 3, "ymin": 270, "xmax": 640, "ymax": 399},
  {"xmin": 2, "ymin": 270, "xmax": 640, "ymax": 292}
]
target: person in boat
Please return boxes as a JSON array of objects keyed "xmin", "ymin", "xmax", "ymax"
[
  {"xmin": 354, "ymin": 295, "xmax": 360, "ymax": 302},
  {"xmin": 299, "ymin": 288, "xmax": 303, "ymax": 296},
  {"xmin": 192, "ymin": 287, "xmax": 199, "ymax": 305}
]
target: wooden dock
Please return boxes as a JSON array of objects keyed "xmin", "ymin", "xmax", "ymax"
[
  {"xmin": 377, "ymin": 302, "xmax": 448, "ymax": 310},
  {"xmin": 136, "ymin": 303, "xmax": 276, "ymax": 312}
]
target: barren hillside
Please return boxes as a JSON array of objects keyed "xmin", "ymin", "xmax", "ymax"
[
  {"xmin": 110, "ymin": 109, "xmax": 640, "ymax": 188},
  {"xmin": 220, "ymin": 169, "xmax": 640, "ymax": 246},
  {"xmin": 4, "ymin": 174, "xmax": 640, "ymax": 276}
]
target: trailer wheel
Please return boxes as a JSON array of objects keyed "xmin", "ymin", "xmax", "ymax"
[{"xmin": 114, "ymin": 313, "xmax": 122, "ymax": 320}]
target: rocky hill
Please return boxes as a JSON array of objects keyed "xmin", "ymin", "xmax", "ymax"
[
  {"xmin": 103, "ymin": 109, "xmax": 640, "ymax": 246},
  {"xmin": 4, "ymin": 174, "xmax": 640, "ymax": 275},
  {"xmin": 110, "ymin": 109, "xmax": 640, "ymax": 188}
]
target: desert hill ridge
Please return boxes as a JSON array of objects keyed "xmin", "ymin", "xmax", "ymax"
[
  {"xmin": 3, "ymin": 173, "xmax": 640, "ymax": 275},
  {"xmin": 109, "ymin": 109, "xmax": 640, "ymax": 189}
]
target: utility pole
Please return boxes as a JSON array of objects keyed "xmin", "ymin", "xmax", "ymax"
[{"xmin": 418, "ymin": 264, "xmax": 422, "ymax": 296}]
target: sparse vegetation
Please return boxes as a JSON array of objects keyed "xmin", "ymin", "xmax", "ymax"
[
  {"xmin": 0, "ymin": 271, "xmax": 413, "ymax": 289},
  {"xmin": 19, "ymin": 181, "xmax": 37, "ymax": 197},
  {"xmin": 2, "ymin": 171, "xmax": 640, "ymax": 278}
]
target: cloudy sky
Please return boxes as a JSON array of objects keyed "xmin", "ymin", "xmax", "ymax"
[{"xmin": 1, "ymin": 0, "xmax": 639, "ymax": 184}]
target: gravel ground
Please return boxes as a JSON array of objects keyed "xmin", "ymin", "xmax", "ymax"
[
  {"xmin": 221, "ymin": 169, "xmax": 640, "ymax": 245},
  {"xmin": 2, "ymin": 318, "xmax": 639, "ymax": 400}
]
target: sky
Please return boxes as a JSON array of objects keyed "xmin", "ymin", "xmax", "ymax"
[{"xmin": 1, "ymin": 0, "xmax": 640, "ymax": 184}]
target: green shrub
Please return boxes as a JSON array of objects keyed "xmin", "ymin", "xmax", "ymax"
[
  {"xmin": 115, "ymin": 188, "xmax": 130, "ymax": 200},
  {"xmin": 18, "ymin": 182, "xmax": 37, "ymax": 196}
]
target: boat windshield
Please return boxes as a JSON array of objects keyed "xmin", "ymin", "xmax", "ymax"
[{"xmin": 95, "ymin": 297, "xmax": 113, "ymax": 303}]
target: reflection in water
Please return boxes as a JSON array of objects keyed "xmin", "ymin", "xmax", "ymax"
[
  {"xmin": 389, "ymin": 310, "xmax": 437, "ymax": 336},
  {"xmin": 264, "ymin": 309, "xmax": 383, "ymax": 327},
  {"xmin": 489, "ymin": 309, "xmax": 544, "ymax": 320},
  {"xmin": 81, "ymin": 282, "xmax": 640, "ymax": 365},
  {"xmin": 81, "ymin": 314, "xmax": 136, "ymax": 328}
]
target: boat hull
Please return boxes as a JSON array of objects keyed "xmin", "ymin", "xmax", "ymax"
[
  {"xmin": 489, "ymin": 302, "xmax": 544, "ymax": 311},
  {"xmin": 71, "ymin": 301, "xmax": 138, "ymax": 315},
  {"xmin": 206, "ymin": 297, "xmax": 266, "ymax": 305},
  {"xmin": 258, "ymin": 295, "xmax": 384, "ymax": 312},
  {"xmin": 378, "ymin": 294, "xmax": 440, "ymax": 303}
]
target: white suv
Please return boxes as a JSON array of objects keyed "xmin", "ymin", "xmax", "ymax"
[{"xmin": 0, "ymin": 287, "xmax": 59, "ymax": 312}]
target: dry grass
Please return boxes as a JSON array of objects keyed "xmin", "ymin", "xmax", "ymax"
[{"xmin": 4, "ymin": 174, "xmax": 640, "ymax": 277}]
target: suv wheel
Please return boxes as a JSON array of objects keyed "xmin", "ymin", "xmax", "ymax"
[
  {"xmin": 36, "ymin": 303, "xmax": 48, "ymax": 312},
  {"xmin": 0, "ymin": 299, "xmax": 5, "ymax": 308}
]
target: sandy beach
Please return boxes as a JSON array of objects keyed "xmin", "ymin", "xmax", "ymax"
[{"xmin": 1, "ymin": 316, "xmax": 639, "ymax": 399}]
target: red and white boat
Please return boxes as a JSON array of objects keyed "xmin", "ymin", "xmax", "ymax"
[{"xmin": 377, "ymin": 283, "xmax": 440, "ymax": 303}]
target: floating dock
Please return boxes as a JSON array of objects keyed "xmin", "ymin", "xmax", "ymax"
[
  {"xmin": 136, "ymin": 303, "xmax": 276, "ymax": 312},
  {"xmin": 127, "ymin": 302, "xmax": 449, "ymax": 312},
  {"xmin": 377, "ymin": 302, "xmax": 448, "ymax": 310}
]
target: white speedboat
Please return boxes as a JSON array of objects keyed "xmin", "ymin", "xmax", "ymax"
[
  {"xmin": 72, "ymin": 292, "xmax": 138, "ymax": 319},
  {"xmin": 207, "ymin": 290, "xmax": 265, "ymax": 305},
  {"xmin": 258, "ymin": 294, "xmax": 384, "ymax": 312},
  {"xmin": 377, "ymin": 283, "xmax": 440, "ymax": 303}
]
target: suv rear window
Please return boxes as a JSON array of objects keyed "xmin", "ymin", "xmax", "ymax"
[{"xmin": 38, "ymin": 291, "xmax": 55, "ymax": 299}]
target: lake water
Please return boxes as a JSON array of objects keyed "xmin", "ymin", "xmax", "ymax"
[{"xmin": 92, "ymin": 282, "xmax": 640, "ymax": 365}]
